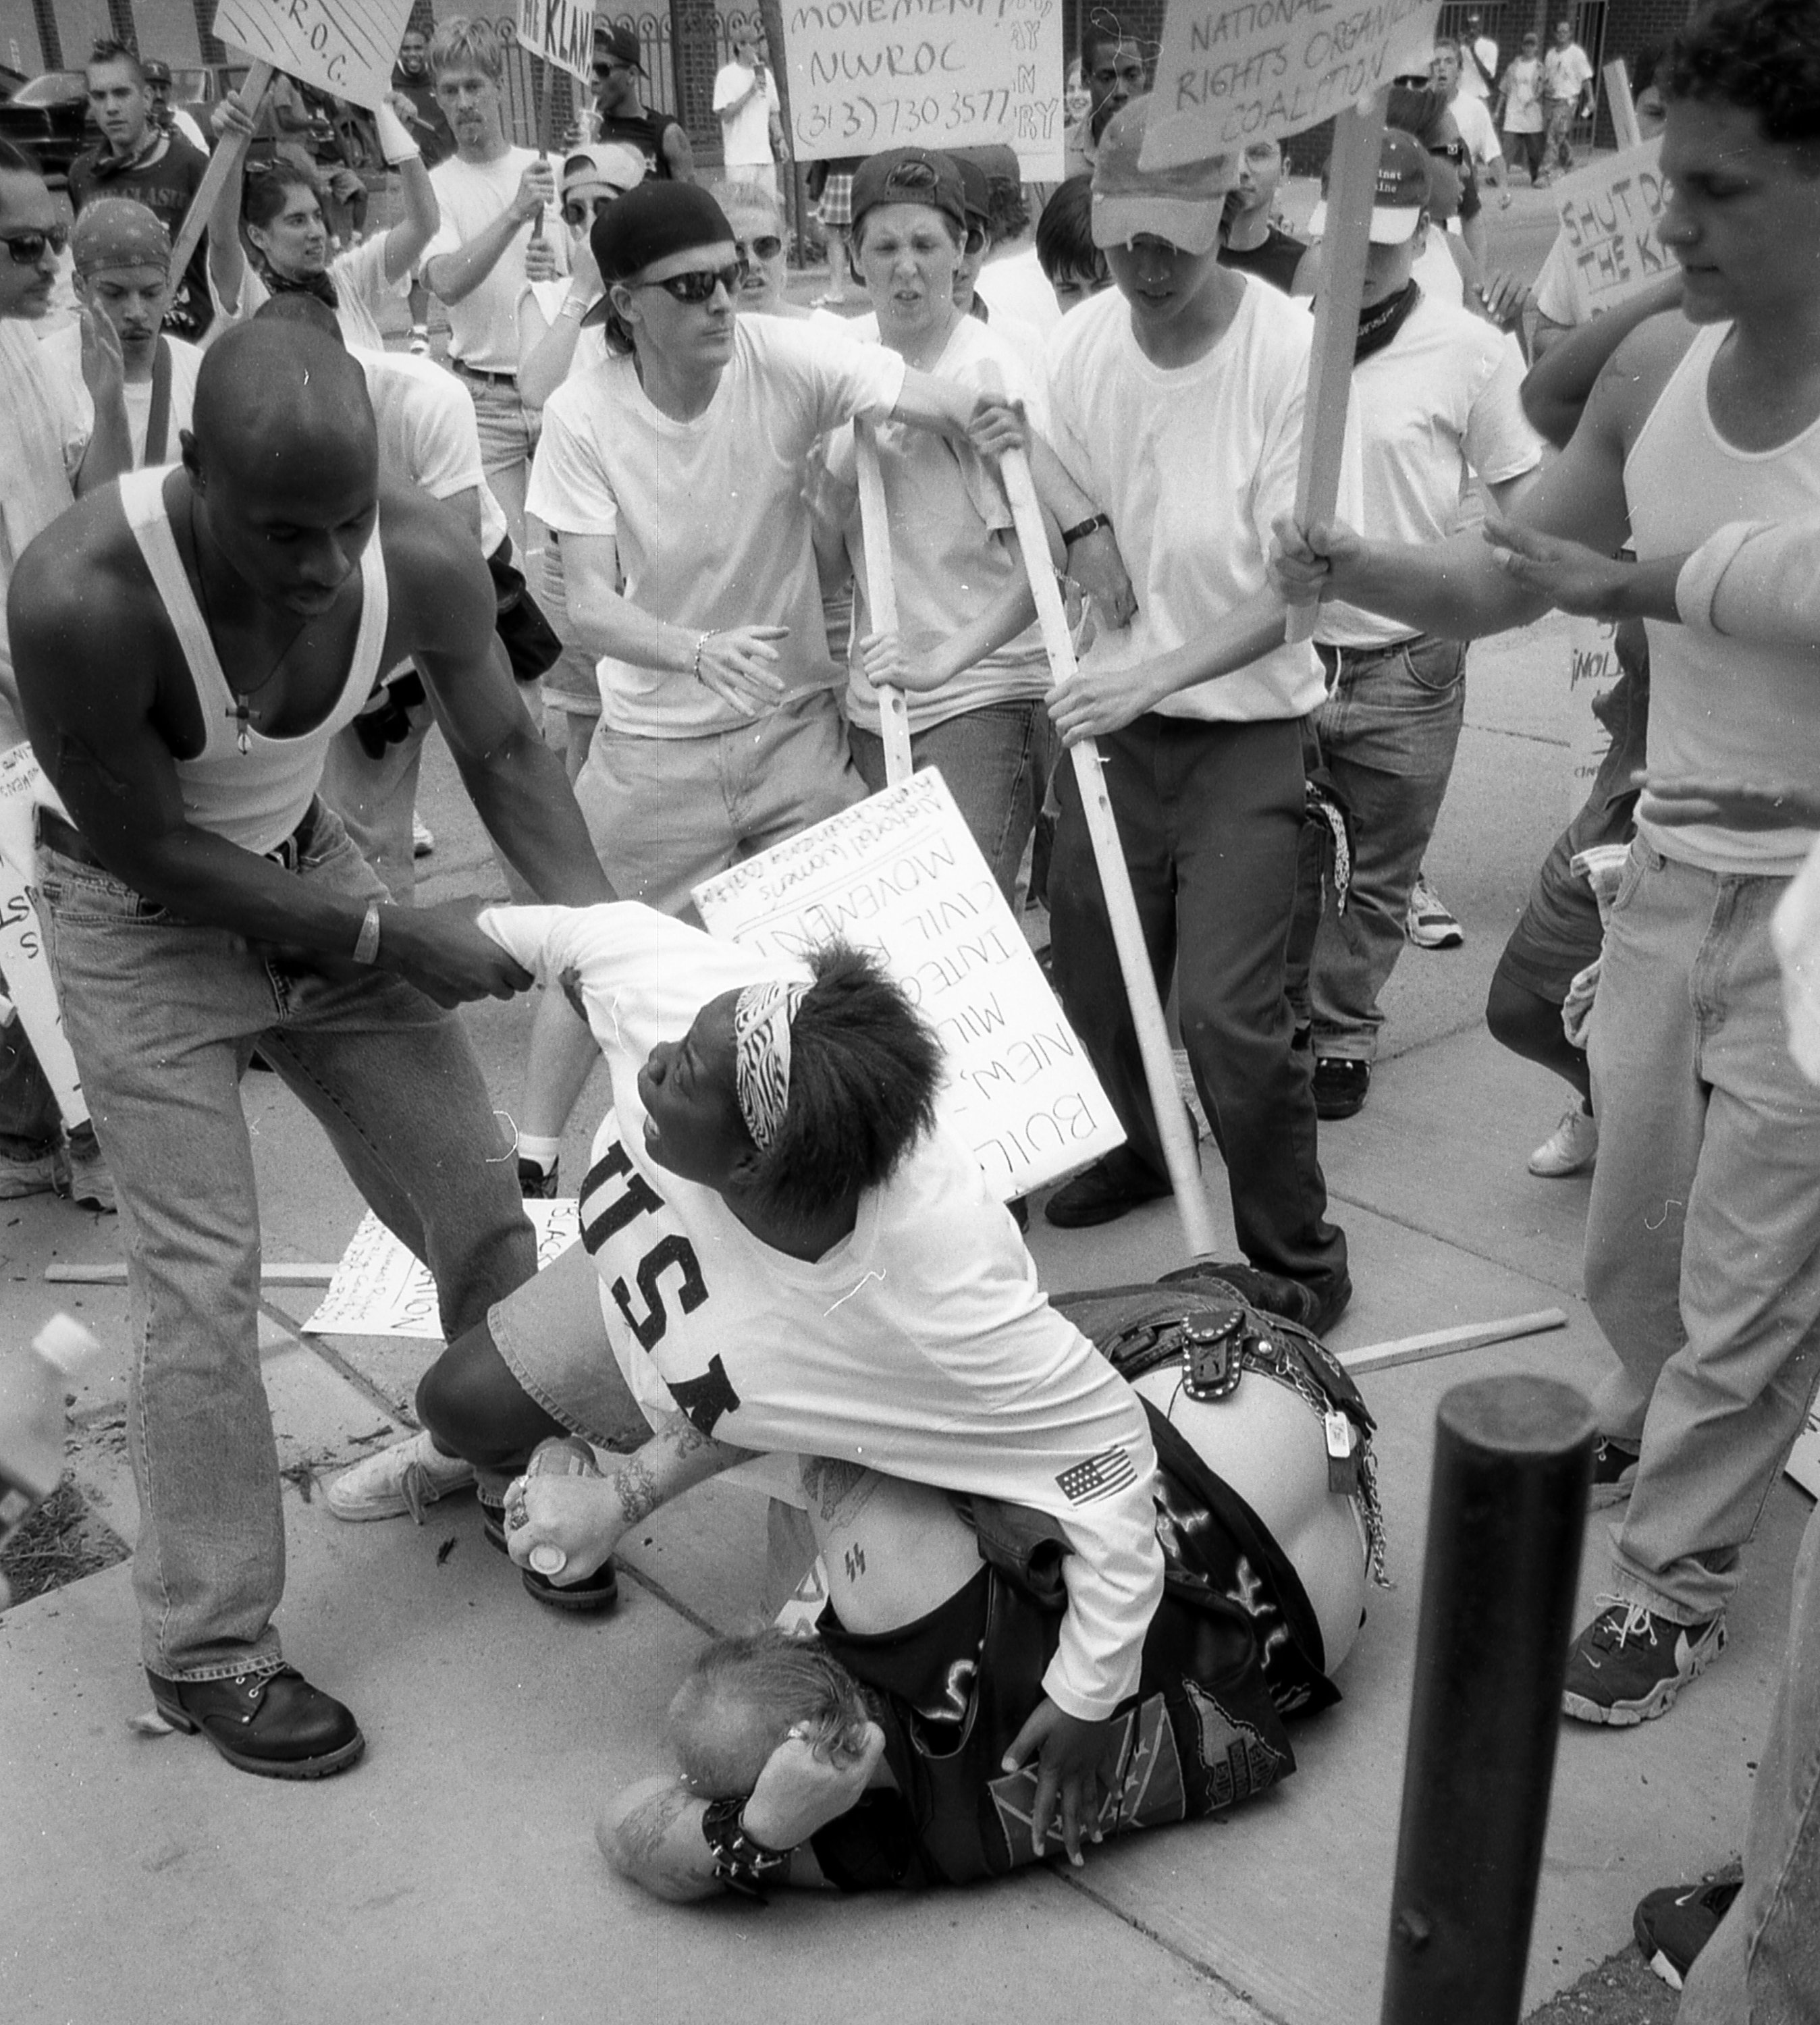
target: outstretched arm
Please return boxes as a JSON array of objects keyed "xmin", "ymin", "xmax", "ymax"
[{"xmin": 1520, "ymin": 279, "xmax": 1684, "ymax": 446}]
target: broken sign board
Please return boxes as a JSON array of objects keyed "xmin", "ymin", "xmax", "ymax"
[
  {"xmin": 1549, "ymin": 138, "xmax": 1671, "ymax": 322},
  {"xmin": 693, "ymin": 767, "xmax": 1123, "ymax": 1201},
  {"xmin": 1141, "ymin": 0, "xmax": 1441, "ymax": 166},
  {"xmin": 212, "ymin": 0, "xmax": 418, "ymax": 110},
  {"xmin": 782, "ymin": 0, "xmax": 1064, "ymax": 177}
]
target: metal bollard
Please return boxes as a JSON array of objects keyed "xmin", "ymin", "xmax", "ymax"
[{"xmin": 1381, "ymin": 1374, "xmax": 1597, "ymax": 2025}]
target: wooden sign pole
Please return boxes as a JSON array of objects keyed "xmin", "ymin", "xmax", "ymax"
[
  {"xmin": 853, "ymin": 421, "xmax": 915, "ymax": 786},
  {"xmin": 1603, "ymin": 59, "xmax": 1641, "ymax": 151},
  {"xmin": 1000, "ymin": 449, "xmax": 1219, "ymax": 1260},
  {"xmin": 167, "ymin": 59, "xmax": 274, "ymax": 303},
  {"xmin": 1283, "ymin": 88, "xmax": 1388, "ymax": 645}
]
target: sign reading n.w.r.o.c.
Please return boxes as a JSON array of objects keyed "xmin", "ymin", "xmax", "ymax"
[{"xmin": 212, "ymin": 0, "xmax": 417, "ymax": 111}]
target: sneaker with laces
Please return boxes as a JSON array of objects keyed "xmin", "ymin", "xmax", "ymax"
[
  {"xmin": 1561, "ymin": 1598, "xmax": 1727, "ymax": 1725},
  {"xmin": 325, "ymin": 1430, "xmax": 475, "ymax": 1523},
  {"xmin": 1587, "ymin": 1436, "xmax": 1640, "ymax": 1509},
  {"xmin": 59, "ymin": 1123, "xmax": 117, "ymax": 1212},
  {"xmin": 408, "ymin": 327, "xmax": 431, "ymax": 356},
  {"xmin": 1406, "ymin": 872, "xmax": 1465, "ymax": 949},
  {"xmin": 1634, "ymin": 1873, "xmax": 1743, "ymax": 1991},
  {"xmin": 1530, "ymin": 1100, "xmax": 1599, "ymax": 1177},
  {"xmin": 518, "ymin": 1156, "xmax": 558, "ymax": 1199}
]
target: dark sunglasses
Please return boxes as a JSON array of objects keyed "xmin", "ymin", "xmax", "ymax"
[
  {"xmin": 1427, "ymin": 139, "xmax": 1469, "ymax": 165},
  {"xmin": 591, "ymin": 59, "xmax": 624, "ymax": 77},
  {"xmin": 735, "ymin": 234, "xmax": 783, "ymax": 262},
  {"xmin": 3, "ymin": 226, "xmax": 69, "ymax": 264},
  {"xmin": 634, "ymin": 262, "xmax": 742, "ymax": 304}
]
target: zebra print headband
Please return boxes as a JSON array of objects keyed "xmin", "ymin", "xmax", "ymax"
[{"xmin": 732, "ymin": 977, "xmax": 810, "ymax": 1152}]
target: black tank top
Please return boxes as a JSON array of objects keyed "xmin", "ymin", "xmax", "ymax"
[{"xmin": 597, "ymin": 109, "xmax": 682, "ymax": 180}]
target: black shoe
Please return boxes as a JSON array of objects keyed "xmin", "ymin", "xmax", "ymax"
[
  {"xmin": 1634, "ymin": 1874, "xmax": 1742, "ymax": 1990},
  {"xmin": 1166, "ymin": 1261, "xmax": 1353, "ymax": 1339},
  {"xmin": 1312, "ymin": 1058, "xmax": 1370, "ymax": 1120},
  {"xmin": 1044, "ymin": 1150, "xmax": 1173, "ymax": 1228},
  {"xmin": 481, "ymin": 1495, "xmax": 618, "ymax": 1612},
  {"xmin": 146, "ymin": 1664, "xmax": 365, "ymax": 1779},
  {"xmin": 518, "ymin": 1157, "xmax": 558, "ymax": 1199}
]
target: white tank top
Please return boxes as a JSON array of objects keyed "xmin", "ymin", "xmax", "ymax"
[
  {"xmin": 1628, "ymin": 322, "xmax": 1820, "ymax": 877},
  {"xmin": 120, "ymin": 466, "xmax": 386, "ymax": 855}
]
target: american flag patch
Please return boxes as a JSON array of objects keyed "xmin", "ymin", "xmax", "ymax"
[{"xmin": 1056, "ymin": 1445, "xmax": 1138, "ymax": 1505}]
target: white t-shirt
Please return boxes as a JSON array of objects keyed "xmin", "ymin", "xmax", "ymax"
[
  {"xmin": 825, "ymin": 315, "xmax": 1048, "ymax": 734},
  {"xmin": 712, "ymin": 61, "xmax": 779, "ymax": 167},
  {"xmin": 1458, "ymin": 34, "xmax": 1499, "ymax": 97},
  {"xmin": 1318, "ymin": 293, "xmax": 1542, "ymax": 647},
  {"xmin": 1451, "ymin": 90, "xmax": 1503, "ymax": 169},
  {"xmin": 1502, "ymin": 57, "xmax": 1545, "ymax": 132},
  {"xmin": 1544, "ymin": 43, "xmax": 1593, "ymax": 101},
  {"xmin": 527, "ymin": 314, "xmax": 905, "ymax": 736},
  {"xmin": 1045, "ymin": 278, "xmax": 1361, "ymax": 722},
  {"xmin": 478, "ymin": 901, "xmax": 1165, "ymax": 1722},
  {"xmin": 518, "ymin": 276, "xmax": 609, "ymax": 385},
  {"xmin": 212, "ymin": 234, "xmax": 402, "ymax": 353},
  {"xmin": 42, "ymin": 323, "xmax": 202, "ymax": 468},
  {"xmin": 425, "ymin": 148, "xmax": 568, "ymax": 371},
  {"xmin": 355, "ymin": 347, "xmax": 506, "ymax": 553},
  {"xmin": 978, "ymin": 244, "xmax": 1063, "ymax": 342}
]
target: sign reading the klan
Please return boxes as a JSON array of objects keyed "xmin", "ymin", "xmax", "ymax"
[
  {"xmin": 212, "ymin": 0, "xmax": 416, "ymax": 109},
  {"xmin": 783, "ymin": 0, "xmax": 1065, "ymax": 176},
  {"xmin": 514, "ymin": 0, "xmax": 592, "ymax": 83},
  {"xmin": 1140, "ymin": 0, "xmax": 1441, "ymax": 165},
  {"xmin": 1550, "ymin": 138, "xmax": 1671, "ymax": 320},
  {"xmin": 693, "ymin": 770, "xmax": 1123, "ymax": 1201}
]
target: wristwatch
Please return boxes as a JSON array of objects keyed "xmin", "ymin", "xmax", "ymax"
[{"xmin": 1061, "ymin": 512, "xmax": 1113, "ymax": 547}]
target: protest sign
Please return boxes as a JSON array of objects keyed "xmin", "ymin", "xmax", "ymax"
[
  {"xmin": 0, "ymin": 745, "xmax": 85, "ymax": 1129},
  {"xmin": 304, "ymin": 1201, "xmax": 579, "ymax": 1338},
  {"xmin": 693, "ymin": 770, "xmax": 1123, "ymax": 1202},
  {"xmin": 211, "ymin": 0, "xmax": 416, "ymax": 110},
  {"xmin": 1140, "ymin": 0, "xmax": 1441, "ymax": 167},
  {"xmin": 1561, "ymin": 616, "xmax": 1623, "ymax": 821},
  {"xmin": 1548, "ymin": 139, "xmax": 1671, "ymax": 322},
  {"xmin": 782, "ymin": 0, "xmax": 1064, "ymax": 176},
  {"xmin": 514, "ymin": 0, "xmax": 592, "ymax": 82}
]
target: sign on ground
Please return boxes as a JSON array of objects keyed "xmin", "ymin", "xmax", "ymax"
[
  {"xmin": 693, "ymin": 768, "xmax": 1123, "ymax": 1202},
  {"xmin": 304, "ymin": 1201, "xmax": 579, "ymax": 1338}
]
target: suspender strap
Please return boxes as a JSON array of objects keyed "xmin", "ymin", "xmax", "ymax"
[{"xmin": 144, "ymin": 337, "xmax": 173, "ymax": 467}]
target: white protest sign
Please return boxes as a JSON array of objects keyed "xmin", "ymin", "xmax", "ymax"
[
  {"xmin": 303, "ymin": 1200, "xmax": 579, "ymax": 1338},
  {"xmin": 1549, "ymin": 138, "xmax": 1671, "ymax": 322},
  {"xmin": 514, "ymin": 0, "xmax": 591, "ymax": 84},
  {"xmin": 0, "ymin": 745, "xmax": 85, "ymax": 1129},
  {"xmin": 1141, "ymin": 0, "xmax": 1441, "ymax": 165},
  {"xmin": 692, "ymin": 770, "xmax": 1123, "ymax": 1200},
  {"xmin": 1561, "ymin": 616, "xmax": 1622, "ymax": 822},
  {"xmin": 784, "ymin": 0, "xmax": 1064, "ymax": 176},
  {"xmin": 211, "ymin": 0, "xmax": 417, "ymax": 111}
]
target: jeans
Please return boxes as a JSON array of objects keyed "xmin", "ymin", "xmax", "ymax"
[
  {"xmin": 1544, "ymin": 97, "xmax": 1578, "ymax": 171},
  {"xmin": 1305, "ymin": 634, "xmax": 1468, "ymax": 1064},
  {"xmin": 1049, "ymin": 712, "xmax": 1347, "ymax": 1301},
  {"xmin": 1678, "ymin": 1497, "xmax": 1820, "ymax": 2024},
  {"xmin": 1586, "ymin": 841, "xmax": 1820, "ymax": 1625},
  {"xmin": 849, "ymin": 697, "xmax": 1057, "ymax": 907},
  {"xmin": 36, "ymin": 804, "xmax": 537, "ymax": 1679}
]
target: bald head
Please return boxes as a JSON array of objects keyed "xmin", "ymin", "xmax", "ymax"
[{"xmin": 190, "ymin": 320, "xmax": 376, "ymax": 495}]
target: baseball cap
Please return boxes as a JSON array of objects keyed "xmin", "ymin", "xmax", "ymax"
[
  {"xmin": 141, "ymin": 57, "xmax": 172, "ymax": 84},
  {"xmin": 1090, "ymin": 96, "xmax": 1238, "ymax": 254},
  {"xmin": 593, "ymin": 22, "xmax": 643, "ymax": 70},
  {"xmin": 848, "ymin": 148, "xmax": 968, "ymax": 238},
  {"xmin": 1306, "ymin": 128, "xmax": 1430, "ymax": 244},
  {"xmin": 71, "ymin": 197, "xmax": 171, "ymax": 276},
  {"xmin": 582, "ymin": 180, "xmax": 734, "ymax": 323},
  {"xmin": 562, "ymin": 142, "xmax": 646, "ymax": 197}
]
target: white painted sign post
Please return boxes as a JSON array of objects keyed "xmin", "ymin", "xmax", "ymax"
[
  {"xmin": 852, "ymin": 419, "xmax": 915, "ymax": 787},
  {"xmin": 781, "ymin": 0, "xmax": 1065, "ymax": 176},
  {"xmin": 692, "ymin": 770, "xmax": 1125, "ymax": 1202}
]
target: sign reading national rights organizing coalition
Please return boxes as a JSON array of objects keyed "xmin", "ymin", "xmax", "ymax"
[
  {"xmin": 1140, "ymin": 0, "xmax": 1440, "ymax": 165},
  {"xmin": 783, "ymin": 0, "xmax": 1064, "ymax": 176}
]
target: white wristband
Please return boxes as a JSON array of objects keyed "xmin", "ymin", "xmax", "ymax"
[{"xmin": 373, "ymin": 101, "xmax": 421, "ymax": 167}]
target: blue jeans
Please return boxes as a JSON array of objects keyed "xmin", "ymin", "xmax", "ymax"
[
  {"xmin": 1306, "ymin": 633, "xmax": 1467, "ymax": 1063},
  {"xmin": 849, "ymin": 697, "xmax": 1056, "ymax": 906},
  {"xmin": 1586, "ymin": 842, "xmax": 1820, "ymax": 1625},
  {"xmin": 1679, "ymin": 1496, "xmax": 1820, "ymax": 2024},
  {"xmin": 36, "ymin": 805, "xmax": 537, "ymax": 1679}
]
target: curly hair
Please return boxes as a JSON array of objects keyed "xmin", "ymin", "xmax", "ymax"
[
  {"xmin": 668, "ymin": 1627, "xmax": 875, "ymax": 1799},
  {"xmin": 747, "ymin": 942, "xmax": 942, "ymax": 1224},
  {"xmin": 1669, "ymin": 0, "xmax": 1820, "ymax": 150}
]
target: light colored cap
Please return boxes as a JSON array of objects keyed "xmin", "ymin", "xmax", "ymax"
[
  {"xmin": 1090, "ymin": 96, "xmax": 1238, "ymax": 255},
  {"xmin": 562, "ymin": 142, "xmax": 647, "ymax": 198}
]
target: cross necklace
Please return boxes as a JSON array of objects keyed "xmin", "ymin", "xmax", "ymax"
[{"xmin": 187, "ymin": 493, "xmax": 316, "ymax": 755}]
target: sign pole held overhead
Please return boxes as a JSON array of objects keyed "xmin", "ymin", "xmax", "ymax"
[{"xmin": 853, "ymin": 422, "xmax": 915, "ymax": 788}]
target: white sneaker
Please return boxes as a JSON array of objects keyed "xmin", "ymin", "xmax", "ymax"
[
  {"xmin": 326, "ymin": 1430, "xmax": 475, "ymax": 1524},
  {"xmin": 412, "ymin": 814, "xmax": 435, "ymax": 859},
  {"xmin": 1530, "ymin": 1100, "xmax": 1599, "ymax": 1178},
  {"xmin": 1406, "ymin": 871, "xmax": 1464, "ymax": 949}
]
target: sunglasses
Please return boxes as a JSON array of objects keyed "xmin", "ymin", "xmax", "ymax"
[
  {"xmin": 1427, "ymin": 139, "xmax": 1469, "ymax": 165},
  {"xmin": 562, "ymin": 193, "xmax": 632, "ymax": 225},
  {"xmin": 591, "ymin": 59, "xmax": 626, "ymax": 77},
  {"xmin": 633, "ymin": 262, "xmax": 743, "ymax": 304},
  {"xmin": 734, "ymin": 234, "xmax": 783, "ymax": 263},
  {"xmin": 3, "ymin": 226, "xmax": 70, "ymax": 265}
]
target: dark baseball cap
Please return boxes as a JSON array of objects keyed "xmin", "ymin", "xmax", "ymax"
[
  {"xmin": 847, "ymin": 148, "xmax": 968, "ymax": 238},
  {"xmin": 582, "ymin": 180, "xmax": 735, "ymax": 323},
  {"xmin": 593, "ymin": 22, "xmax": 643, "ymax": 70}
]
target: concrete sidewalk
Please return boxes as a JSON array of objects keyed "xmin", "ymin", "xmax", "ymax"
[{"xmin": 3, "ymin": 617, "xmax": 1808, "ymax": 2025}]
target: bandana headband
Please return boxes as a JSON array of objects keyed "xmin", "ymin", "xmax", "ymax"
[{"xmin": 733, "ymin": 978, "xmax": 809, "ymax": 1152}]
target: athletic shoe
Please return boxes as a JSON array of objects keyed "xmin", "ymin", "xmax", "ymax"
[
  {"xmin": 0, "ymin": 1146, "xmax": 60, "ymax": 1199},
  {"xmin": 480, "ymin": 1490, "xmax": 618, "ymax": 1611},
  {"xmin": 325, "ymin": 1430, "xmax": 475, "ymax": 1524},
  {"xmin": 1530, "ymin": 1099, "xmax": 1599, "ymax": 1177},
  {"xmin": 146, "ymin": 1664, "xmax": 364, "ymax": 1779},
  {"xmin": 518, "ymin": 1156, "xmax": 558, "ymax": 1199},
  {"xmin": 1313, "ymin": 1058, "xmax": 1370, "ymax": 1120},
  {"xmin": 1561, "ymin": 1599, "xmax": 1727, "ymax": 1726},
  {"xmin": 412, "ymin": 814, "xmax": 435, "ymax": 858},
  {"xmin": 1634, "ymin": 1874, "xmax": 1743, "ymax": 1991},
  {"xmin": 1406, "ymin": 872, "xmax": 1465, "ymax": 948},
  {"xmin": 1044, "ymin": 1149, "xmax": 1173, "ymax": 1228},
  {"xmin": 1587, "ymin": 1436, "xmax": 1640, "ymax": 1510},
  {"xmin": 59, "ymin": 1123, "xmax": 116, "ymax": 1212},
  {"xmin": 408, "ymin": 327, "xmax": 431, "ymax": 356}
]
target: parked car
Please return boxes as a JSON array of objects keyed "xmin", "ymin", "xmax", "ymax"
[
  {"xmin": 0, "ymin": 70, "xmax": 96, "ymax": 187},
  {"xmin": 167, "ymin": 61, "xmax": 251, "ymax": 140}
]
